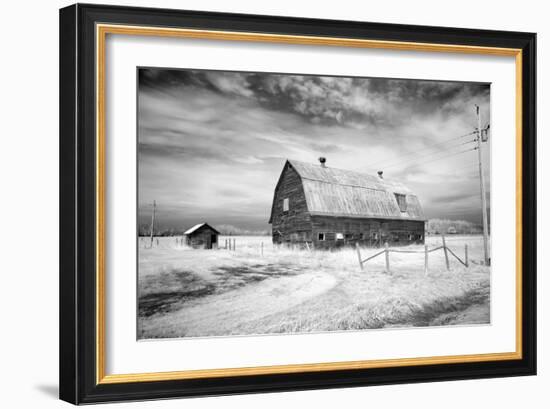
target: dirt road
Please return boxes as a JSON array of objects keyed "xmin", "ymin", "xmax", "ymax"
[{"xmin": 139, "ymin": 270, "xmax": 338, "ymax": 338}]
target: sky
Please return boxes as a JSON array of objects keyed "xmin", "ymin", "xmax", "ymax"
[{"xmin": 137, "ymin": 68, "xmax": 490, "ymax": 233}]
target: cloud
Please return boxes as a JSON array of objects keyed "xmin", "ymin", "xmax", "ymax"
[
  {"xmin": 137, "ymin": 68, "xmax": 490, "ymax": 230},
  {"xmin": 204, "ymin": 72, "xmax": 254, "ymax": 97}
]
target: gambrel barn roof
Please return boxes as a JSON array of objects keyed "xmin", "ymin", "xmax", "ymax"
[{"xmin": 269, "ymin": 160, "xmax": 426, "ymax": 222}]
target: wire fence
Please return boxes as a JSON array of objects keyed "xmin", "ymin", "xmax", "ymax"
[{"xmin": 356, "ymin": 235, "xmax": 469, "ymax": 275}]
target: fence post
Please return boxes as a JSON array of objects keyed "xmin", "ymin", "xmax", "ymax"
[
  {"xmin": 228, "ymin": 239, "xmax": 231, "ymax": 251},
  {"xmin": 233, "ymin": 238, "xmax": 236, "ymax": 251},
  {"xmin": 356, "ymin": 243, "xmax": 363, "ymax": 271},
  {"xmin": 424, "ymin": 244, "xmax": 429, "ymax": 276},
  {"xmin": 384, "ymin": 242, "xmax": 390, "ymax": 272},
  {"xmin": 261, "ymin": 241, "xmax": 264, "ymax": 256},
  {"xmin": 465, "ymin": 244, "xmax": 469, "ymax": 267},
  {"xmin": 442, "ymin": 235, "xmax": 450, "ymax": 270}
]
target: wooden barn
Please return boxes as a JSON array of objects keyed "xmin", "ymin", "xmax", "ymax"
[
  {"xmin": 268, "ymin": 159, "xmax": 426, "ymax": 249},
  {"xmin": 184, "ymin": 223, "xmax": 220, "ymax": 249}
]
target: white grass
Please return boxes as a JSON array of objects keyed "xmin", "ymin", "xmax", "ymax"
[{"xmin": 137, "ymin": 235, "xmax": 490, "ymax": 339}]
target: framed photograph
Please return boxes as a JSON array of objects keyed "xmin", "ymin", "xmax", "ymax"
[{"xmin": 59, "ymin": 3, "xmax": 536, "ymax": 404}]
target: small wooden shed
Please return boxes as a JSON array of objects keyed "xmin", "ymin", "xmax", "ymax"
[{"xmin": 184, "ymin": 223, "xmax": 220, "ymax": 249}]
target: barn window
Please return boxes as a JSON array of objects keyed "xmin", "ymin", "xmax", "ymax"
[
  {"xmin": 283, "ymin": 198, "xmax": 289, "ymax": 212},
  {"xmin": 345, "ymin": 233, "xmax": 353, "ymax": 240},
  {"xmin": 335, "ymin": 233, "xmax": 344, "ymax": 240},
  {"xmin": 318, "ymin": 233, "xmax": 325, "ymax": 241},
  {"xmin": 394, "ymin": 193, "xmax": 407, "ymax": 212}
]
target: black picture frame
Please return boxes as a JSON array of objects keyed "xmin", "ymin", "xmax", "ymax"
[{"xmin": 59, "ymin": 3, "xmax": 536, "ymax": 404}]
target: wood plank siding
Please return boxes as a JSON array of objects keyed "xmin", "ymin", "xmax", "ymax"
[
  {"xmin": 269, "ymin": 160, "xmax": 426, "ymax": 248},
  {"xmin": 184, "ymin": 223, "xmax": 220, "ymax": 249},
  {"xmin": 311, "ymin": 216, "xmax": 424, "ymax": 249},
  {"xmin": 269, "ymin": 163, "xmax": 312, "ymax": 244}
]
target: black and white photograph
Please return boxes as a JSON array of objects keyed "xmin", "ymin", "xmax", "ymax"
[{"xmin": 137, "ymin": 67, "xmax": 491, "ymax": 340}]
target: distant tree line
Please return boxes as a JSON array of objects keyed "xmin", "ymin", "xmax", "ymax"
[
  {"xmin": 214, "ymin": 224, "xmax": 270, "ymax": 236},
  {"xmin": 426, "ymin": 219, "xmax": 483, "ymax": 235},
  {"xmin": 138, "ymin": 224, "xmax": 184, "ymax": 237},
  {"xmin": 138, "ymin": 223, "xmax": 270, "ymax": 237}
]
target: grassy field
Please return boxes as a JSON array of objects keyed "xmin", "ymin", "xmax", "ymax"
[{"xmin": 137, "ymin": 235, "xmax": 490, "ymax": 339}]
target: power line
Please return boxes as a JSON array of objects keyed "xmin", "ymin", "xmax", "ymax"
[
  {"xmin": 389, "ymin": 146, "xmax": 477, "ymax": 169},
  {"xmin": 418, "ymin": 147, "xmax": 478, "ymax": 167},
  {"xmin": 369, "ymin": 131, "xmax": 476, "ymax": 169},
  {"xmin": 385, "ymin": 146, "xmax": 478, "ymax": 170},
  {"xmin": 387, "ymin": 139, "xmax": 476, "ymax": 168},
  {"xmin": 383, "ymin": 140, "xmax": 477, "ymax": 170},
  {"xmin": 380, "ymin": 134, "xmax": 476, "ymax": 169}
]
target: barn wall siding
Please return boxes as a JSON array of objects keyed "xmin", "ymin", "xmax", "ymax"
[
  {"xmin": 311, "ymin": 216, "xmax": 425, "ymax": 248},
  {"xmin": 270, "ymin": 164, "xmax": 312, "ymax": 244}
]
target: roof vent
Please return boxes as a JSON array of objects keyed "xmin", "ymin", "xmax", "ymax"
[
  {"xmin": 319, "ymin": 157, "xmax": 327, "ymax": 168},
  {"xmin": 377, "ymin": 171, "xmax": 384, "ymax": 179}
]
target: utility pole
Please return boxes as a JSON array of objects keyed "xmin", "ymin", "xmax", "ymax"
[
  {"xmin": 150, "ymin": 200, "xmax": 156, "ymax": 248},
  {"xmin": 475, "ymin": 105, "xmax": 490, "ymax": 266}
]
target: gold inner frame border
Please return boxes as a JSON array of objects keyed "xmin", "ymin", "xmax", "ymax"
[{"xmin": 95, "ymin": 23, "xmax": 523, "ymax": 385}]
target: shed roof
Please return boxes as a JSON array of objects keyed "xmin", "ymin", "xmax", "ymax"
[
  {"xmin": 272, "ymin": 160, "xmax": 425, "ymax": 221},
  {"xmin": 184, "ymin": 223, "xmax": 220, "ymax": 235}
]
